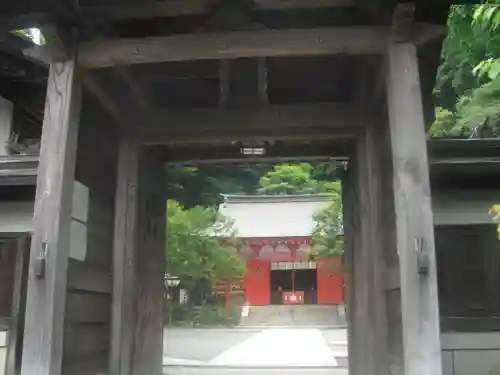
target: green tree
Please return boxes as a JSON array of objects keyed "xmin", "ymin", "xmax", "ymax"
[
  {"xmin": 166, "ymin": 164, "xmax": 273, "ymax": 207},
  {"xmin": 310, "ymin": 183, "xmax": 344, "ymax": 259},
  {"xmin": 166, "ymin": 200, "xmax": 245, "ymax": 292},
  {"xmin": 491, "ymin": 204, "xmax": 500, "ymax": 240},
  {"xmin": 257, "ymin": 163, "xmax": 340, "ymax": 195},
  {"xmin": 431, "ymin": 2, "xmax": 500, "ymax": 136}
]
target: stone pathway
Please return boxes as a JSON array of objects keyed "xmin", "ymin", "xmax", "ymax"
[{"xmin": 163, "ymin": 328, "xmax": 348, "ymax": 368}]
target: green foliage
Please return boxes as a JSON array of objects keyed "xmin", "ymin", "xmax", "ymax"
[
  {"xmin": 166, "ymin": 164, "xmax": 273, "ymax": 207},
  {"xmin": 193, "ymin": 304, "xmax": 241, "ymax": 327},
  {"xmin": 167, "ymin": 162, "xmax": 343, "ymax": 207},
  {"xmin": 257, "ymin": 163, "xmax": 341, "ymax": 195},
  {"xmin": 491, "ymin": 204, "xmax": 500, "ymax": 240},
  {"xmin": 12, "ymin": 28, "xmax": 44, "ymax": 45},
  {"xmin": 310, "ymin": 183, "xmax": 344, "ymax": 259},
  {"xmin": 166, "ymin": 200, "xmax": 245, "ymax": 291},
  {"xmin": 431, "ymin": 2, "xmax": 500, "ymax": 137}
]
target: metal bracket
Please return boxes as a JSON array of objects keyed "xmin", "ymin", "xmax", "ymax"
[
  {"xmin": 34, "ymin": 242, "xmax": 47, "ymax": 279},
  {"xmin": 415, "ymin": 237, "xmax": 429, "ymax": 275}
]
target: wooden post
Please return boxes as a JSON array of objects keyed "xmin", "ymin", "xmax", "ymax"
[
  {"xmin": 386, "ymin": 43, "xmax": 442, "ymax": 375},
  {"xmin": 132, "ymin": 149, "xmax": 166, "ymax": 375},
  {"xmin": 111, "ymin": 137, "xmax": 139, "ymax": 375},
  {"xmin": 20, "ymin": 37, "xmax": 82, "ymax": 375},
  {"xmin": 341, "ymin": 161, "xmax": 355, "ymax": 371},
  {"xmin": 349, "ymin": 126, "xmax": 388, "ymax": 375},
  {"xmin": 225, "ymin": 280, "xmax": 231, "ymax": 313}
]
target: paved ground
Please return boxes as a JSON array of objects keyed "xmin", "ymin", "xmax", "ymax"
[
  {"xmin": 163, "ymin": 327, "xmax": 348, "ymax": 369},
  {"xmin": 163, "ymin": 368, "xmax": 348, "ymax": 375}
]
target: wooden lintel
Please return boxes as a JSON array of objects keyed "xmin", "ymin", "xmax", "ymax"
[
  {"xmin": 132, "ymin": 103, "xmax": 367, "ymax": 144},
  {"xmin": 162, "ymin": 141, "xmax": 350, "ymax": 164},
  {"xmin": 140, "ymin": 126, "xmax": 358, "ymax": 145},
  {"xmin": 76, "ymin": 25, "xmax": 442, "ymax": 68},
  {"xmin": 83, "ymin": 0, "xmax": 355, "ymax": 20}
]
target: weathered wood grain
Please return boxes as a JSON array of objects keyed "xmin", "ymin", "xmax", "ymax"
[
  {"xmin": 132, "ymin": 150, "xmax": 166, "ymax": 375},
  {"xmin": 83, "ymin": 0, "xmax": 355, "ymax": 20},
  {"xmin": 77, "ymin": 24, "xmax": 445, "ymax": 68},
  {"xmin": 110, "ymin": 137, "xmax": 139, "ymax": 375},
  {"xmin": 349, "ymin": 125, "xmax": 388, "ymax": 375},
  {"xmin": 359, "ymin": 125, "xmax": 388, "ymax": 375},
  {"xmin": 66, "ymin": 293, "xmax": 111, "ymax": 324},
  {"xmin": 63, "ymin": 323, "xmax": 109, "ymax": 361},
  {"xmin": 386, "ymin": 42, "xmax": 442, "ymax": 375},
  {"xmin": 62, "ymin": 352, "xmax": 109, "ymax": 375},
  {"xmin": 341, "ymin": 157, "xmax": 355, "ymax": 372},
  {"xmin": 66, "ymin": 260, "xmax": 112, "ymax": 294},
  {"xmin": 20, "ymin": 40, "xmax": 82, "ymax": 375},
  {"xmin": 5, "ymin": 237, "xmax": 30, "ymax": 375},
  {"xmin": 134, "ymin": 103, "xmax": 366, "ymax": 144}
]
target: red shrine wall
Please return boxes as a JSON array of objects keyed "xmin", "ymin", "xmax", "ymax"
[{"xmin": 241, "ymin": 237, "xmax": 344, "ymax": 306}]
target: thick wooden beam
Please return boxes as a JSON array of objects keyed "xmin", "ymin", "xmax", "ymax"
[
  {"xmin": 83, "ymin": 0, "xmax": 355, "ymax": 20},
  {"xmin": 162, "ymin": 141, "xmax": 350, "ymax": 165},
  {"xmin": 141, "ymin": 126, "xmax": 358, "ymax": 145},
  {"xmin": 133, "ymin": 103, "xmax": 367, "ymax": 144},
  {"xmin": 385, "ymin": 43, "xmax": 442, "ymax": 375},
  {"xmin": 20, "ymin": 37, "xmax": 82, "ymax": 375},
  {"xmin": 111, "ymin": 137, "xmax": 139, "ymax": 375},
  {"xmin": 132, "ymin": 150, "xmax": 166, "ymax": 375},
  {"xmin": 77, "ymin": 24, "xmax": 445, "ymax": 68}
]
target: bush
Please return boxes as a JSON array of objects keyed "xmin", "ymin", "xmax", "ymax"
[{"xmin": 193, "ymin": 304, "xmax": 242, "ymax": 327}]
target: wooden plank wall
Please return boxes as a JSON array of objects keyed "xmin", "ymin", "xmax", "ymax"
[
  {"xmin": 62, "ymin": 94, "xmax": 118, "ymax": 375},
  {"xmin": 0, "ymin": 241, "xmax": 16, "ymax": 320}
]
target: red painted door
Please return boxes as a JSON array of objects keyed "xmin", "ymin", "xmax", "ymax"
[
  {"xmin": 317, "ymin": 258, "xmax": 344, "ymax": 305},
  {"xmin": 245, "ymin": 259, "xmax": 271, "ymax": 305}
]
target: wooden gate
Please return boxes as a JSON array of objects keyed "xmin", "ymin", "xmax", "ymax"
[{"xmin": 244, "ymin": 260, "xmax": 271, "ymax": 305}]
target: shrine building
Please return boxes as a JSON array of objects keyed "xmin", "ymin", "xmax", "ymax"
[{"xmin": 219, "ymin": 194, "xmax": 344, "ymax": 306}]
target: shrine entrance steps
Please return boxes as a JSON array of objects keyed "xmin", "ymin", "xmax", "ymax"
[{"xmin": 239, "ymin": 305, "xmax": 347, "ymax": 327}]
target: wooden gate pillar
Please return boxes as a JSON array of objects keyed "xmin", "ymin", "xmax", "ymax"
[
  {"xmin": 111, "ymin": 137, "xmax": 139, "ymax": 375},
  {"xmin": 133, "ymin": 149, "xmax": 166, "ymax": 375},
  {"xmin": 112, "ymin": 139, "xmax": 165, "ymax": 375},
  {"xmin": 385, "ymin": 43, "xmax": 442, "ymax": 375},
  {"xmin": 20, "ymin": 38, "xmax": 82, "ymax": 375},
  {"xmin": 348, "ymin": 124, "xmax": 388, "ymax": 375}
]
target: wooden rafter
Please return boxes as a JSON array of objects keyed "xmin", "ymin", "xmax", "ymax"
[
  {"xmin": 82, "ymin": 0, "xmax": 356, "ymax": 20},
  {"xmin": 114, "ymin": 65, "xmax": 151, "ymax": 114}
]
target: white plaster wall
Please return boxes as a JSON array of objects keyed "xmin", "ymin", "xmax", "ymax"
[
  {"xmin": 442, "ymin": 332, "xmax": 500, "ymax": 375},
  {"xmin": 0, "ymin": 202, "xmax": 33, "ymax": 233},
  {"xmin": 0, "ymin": 96, "xmax": 13, "ymax": 157},
  {"xmin": 0, "ymin": 331, "xmax": 7, "ymax": 375}
]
